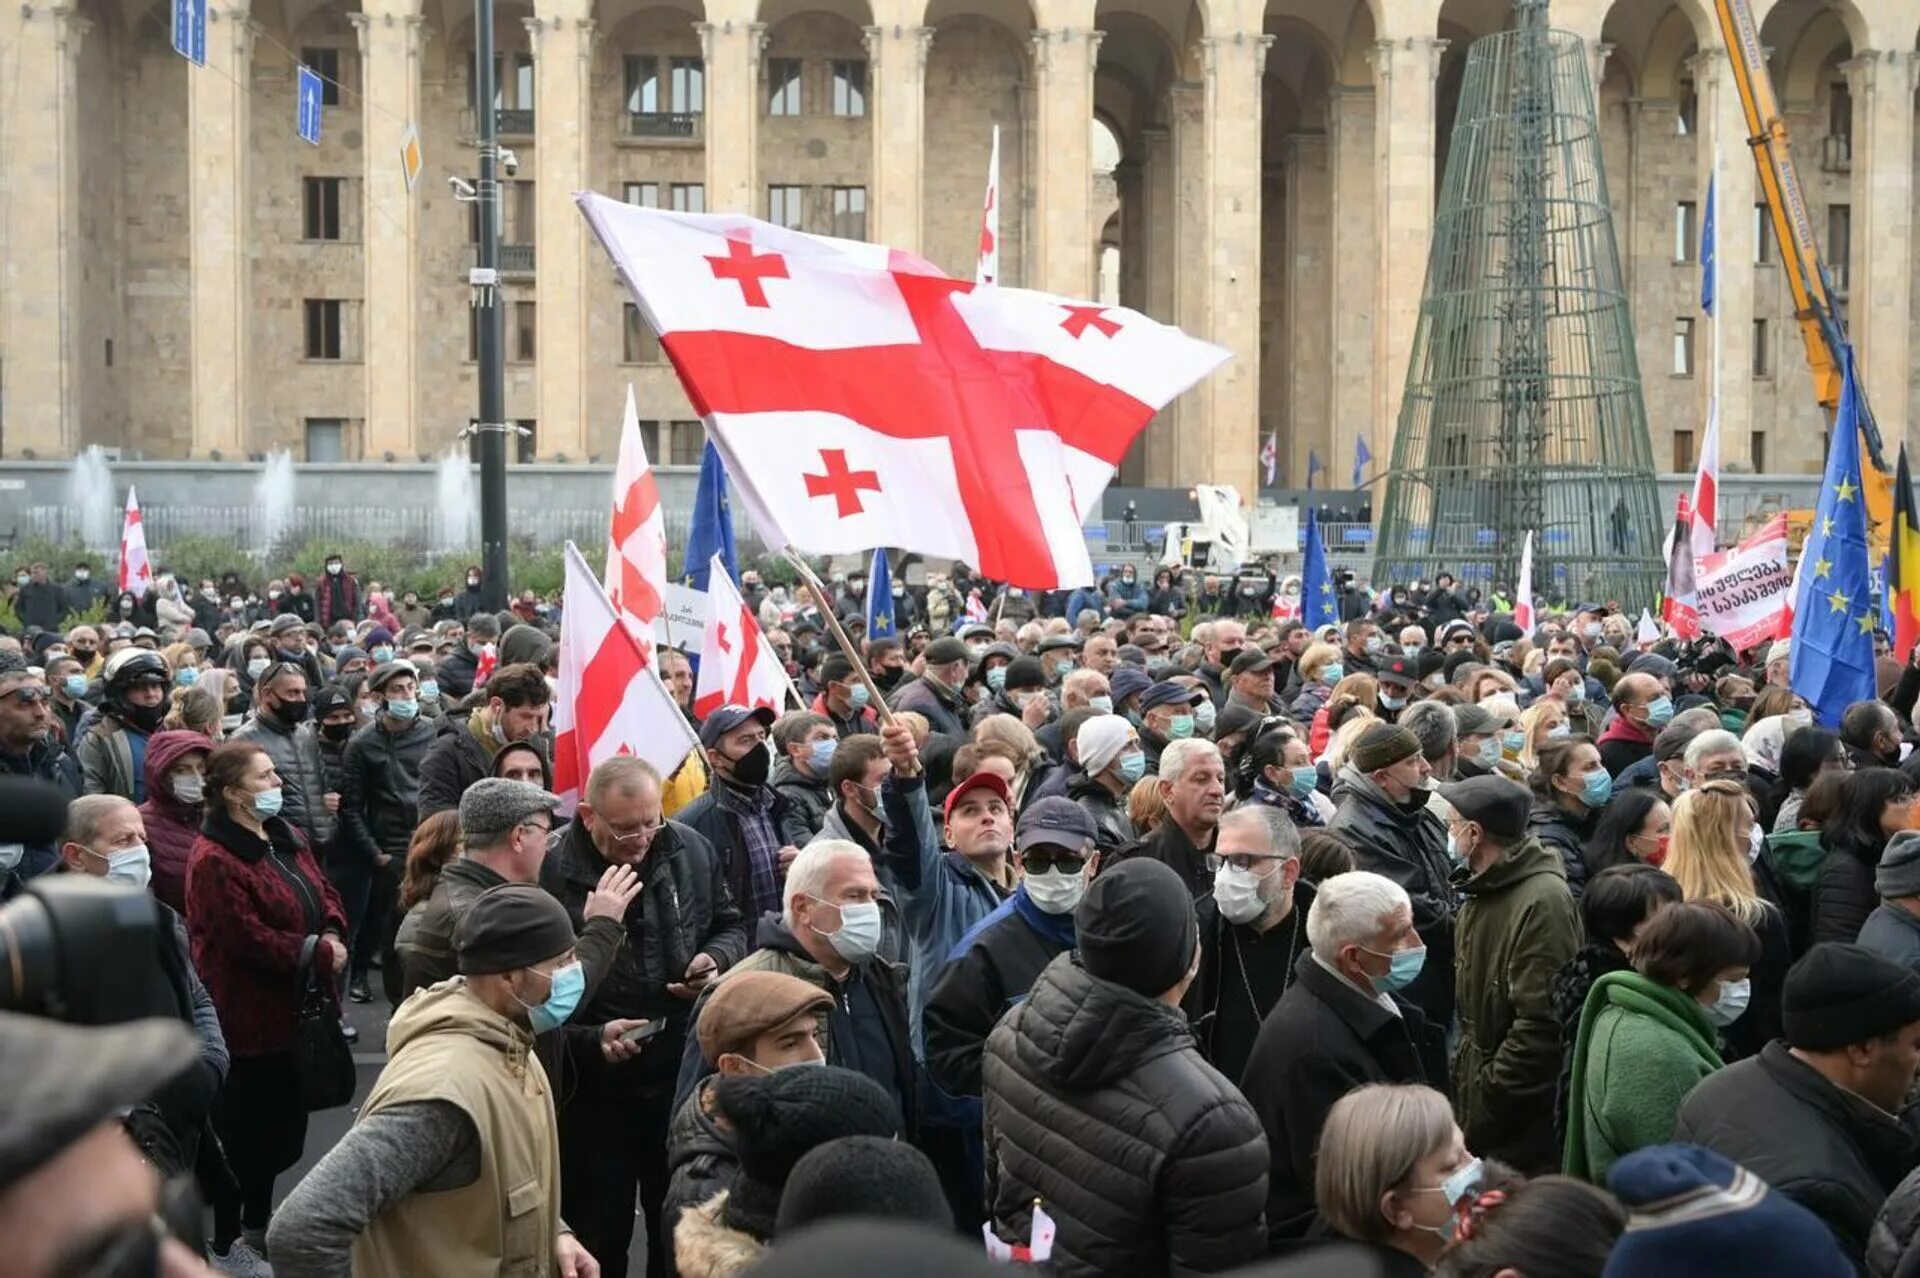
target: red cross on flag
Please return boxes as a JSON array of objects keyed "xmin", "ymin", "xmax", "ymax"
[
  {"xmin": 551, "ymin": 541, "xmax": 699, "ymax": 815},
  {"xmin": 603, "ymin": 384, "xmax": 668, "ymax": 652},
  {"xmin": 1513, "ymin": 530, "xmax": 1535, "ymax": 633},
  {"xmin": 577, "ymin": 193, "xmax": 1229, "ymax": 589},
  {"xmin": 693, "ymin": 555, "xmax": 794, "ymax": 720},
  {"xmin": 118, "ymin": 486, "xmax": 152, "ymax": 600}
]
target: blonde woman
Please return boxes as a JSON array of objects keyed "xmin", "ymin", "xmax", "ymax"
[
  {"xmin": 160, "ymin": 640, "xmax": 203, "ymax": 689},
  {"xmin": 1127, "ymin": 773, "xmax": 1166, "ymax": 836},
  {"xmin": 974, "ymin": 713, "xmax": 1044, "ymax": 803},
  {"xmin": 163, "ymin": 683, "xmax": 225, "ymax": 742},
  {"xmin": 1515, "ymin": 700, "xmax": 1570, "ymax": 775},
  {"xmin": 1314, "ymin": 674, "xmax": 1380, "ymax": 756},
  {"xmin": 1664, "ymin": 778, "xmax": 1790, "ymax": 1058},
  {"xmin": 1289, "ymin": 642, "xmax": 1346, "ymax": 722},
  {"xmin": 1470, "ymin": 668, "xmax": 1519, "ymax": 703}
]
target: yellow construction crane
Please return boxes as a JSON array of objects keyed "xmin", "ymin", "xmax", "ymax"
[{"xmin": 1712, "ymin": 0, "xmax": 1892, "ymax": 533}]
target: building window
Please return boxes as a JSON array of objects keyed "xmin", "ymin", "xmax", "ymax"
[
  {"xmin": 1673, "ymin": 429, "xmax": 1695, "ymax": 472},
  {"xmin": 301, "ymin": 47, "xmax": 341, "ymax": 105},
  {"xmin": 768, "ymin": 184, "xmax": 805, "ymax": 229},
  {"xmin": 515, "ymin": 420, "xmax": 537, "ymax": 463},
  {"xmin": 669, "ymin": 420, "xmax": 703, "ymax": 466},
  {"xmin": 1754, "ymin": 203, "xmax": 1772, "ymax": 265},
  {"xmin": 1752, "ymin": 318, "xmax": 1770, "ymax": 377},
  {"xmin": 104, "ymin": 338, "xmax": 113, "ymax": 367},
  {"xmin": 1676, "ymin": 78, "xmax": 1697, "ymax": 135},
  {"xmin": 671, "ymin": 183, "xmax": 705, "ymax": 213},
  {"xmin": 1674, "ymin": 201, "xmax": 1696, "ymax": 263},
  {"xmin": 623, "ymin": 304, "xmax": 661, "ymax": 364},
  {"xmin": 830, "ymin": 60, "xmax": 866, "ymax": 117},
  {"xmin": 1828, "ymin": 203, "xmax": 1851, "ymax": 292},
  {"xmin": 830, "ymin": 186, "xmax": 867, "ymax": 240},
  {"xmin": 305, "ymin": 299, "xmax": 343, "ymax": 360},
  {"xmin": 624, "ymin": 181, "xmax": 660, "ymax": 207},
  {"xmin": 512, "ymin": 301, "xmax": 536, "ymax": 362},
  {"xmin": 637, "ymin": 420, "xmax": 661, "ymax": 460},
  {"xmin": 506, "ymin": 181, "xmax": 536, "ymax": 245},
  {"xmin": 624, "ymin": 56, "xmax": 660, "ymax": 113},
  {"xmin": 767, "ymin": 58, "xmax": 802, "ymax": 115},
  {"xmin": 670, "ymin": 57, "xmax": 704, "ymax": 114},
  {"xmin": 305, "ymin": 418, "xmax": 345, "ymax": 462},
  {"xmin": 470, "ymin": 54, "xmax": 535, "ymax": 110},
  {"xmin": 1751, "ymin": 431, "xmax": 1767, "ymax": 473},
  {"xmin": 1672, "ymin": 318, "xmax": 1694, "ymax": 376},
  {"xmin": 303, "ymin": 177, "xmax": 343, "ymax": 241},
  {"xmin": 1829, "ymin": 79, "xmax": 1852, "ymax": 143}
]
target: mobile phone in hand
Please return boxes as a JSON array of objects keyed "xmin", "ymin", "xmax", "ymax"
[{"xmin": 620, "ymin": 1020, "xmax": 667, "ymax": 1048}]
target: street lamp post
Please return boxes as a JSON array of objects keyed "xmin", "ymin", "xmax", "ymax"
[{"xmin": 470, "ymin": 0, "xmax": 510, "ymax": 612}]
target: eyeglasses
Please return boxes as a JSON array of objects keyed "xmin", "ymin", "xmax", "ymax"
[
  {"xmin": 1021, "ymin": 846, "xmax": 1089, "ymax": 876},
  {"xmin": 602, "ymin": 819, "xmax": 663, "ymax": 845},
  {"xmin": 1207, "ymin": 852, "xmax": 1289, "ymax": 873},
  {"xmin": 1, "ymin": 685, "xmax": 49, "ymax": 704},
  {"xmin": 518, "ymin": 820, "xmax": 554, "ymax": 837}
]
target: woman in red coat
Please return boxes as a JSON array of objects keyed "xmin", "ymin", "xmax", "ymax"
[
  {"xmin": 137, "ymin": 728, "xmax": 213, "ymax": 915},
  {"xmin": 186, "ymin": 738, "xmax": 349, "ymax": 1272}
]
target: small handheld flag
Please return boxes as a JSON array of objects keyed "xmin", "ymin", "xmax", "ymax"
[
  {"xmin": 866, "ymin": 548, "xmax": 897, "ymax": 639},
  {"xmin": 1301, "ymin": 509, "xmax": 1338, "ymax": 628},
  {"xmin": 1352, "ymin": 435, "xmax": 1372, "ymax": 489}
]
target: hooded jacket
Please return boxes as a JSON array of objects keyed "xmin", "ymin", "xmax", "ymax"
[
  {"xmin": 1066, "ymin": 771, "xmax": 1137, "ymax": 857},
  {"xmin": 0, "ymin": 733, "xmax": 82, "ymax": 879},
  {"xmin": 1452, "ymin": 833, "xmax": 1579, "ymax": 1174},
  {"xmin": 418, "ymin": 708, "xmax": 502, "ymax": 819},
  {"xmin": 1526, "ymin": 799, "xmax": 1598, "ymax": 898},
  {"xmin": 769, "ymin": 758, "xmax": 833, "ymax": 839},
  {"xmin": 663, "ymin": 1079, "xmax": 739, "ymax": 1241},
  {"xmin": 1327, "ymin": 766, "xmax": 1458, "ymax": 1028},
  {"xmin": 981, "ymin": 953, "xmax": 1268, "ymax": 1276},
  {"xmin": 138, "ymin": 729, "xmax": 213, "ymax": 915}
]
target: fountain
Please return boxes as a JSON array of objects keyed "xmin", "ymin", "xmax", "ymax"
[
  {"xmin": 433, "ymin": 449, "xmax": 479, "ymax": 554},
  {"xmin": 64, "ymin": 446, "xmax": 116, "ymax": 551},
  {"xmin": 253, "ymin": 450, "xmax": 297, "ymax": 558}
]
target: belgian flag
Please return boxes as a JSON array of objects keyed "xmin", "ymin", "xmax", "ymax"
[{"xmin": 1892, "ymin": 446, "xmax": 1920, "ymax": 662}]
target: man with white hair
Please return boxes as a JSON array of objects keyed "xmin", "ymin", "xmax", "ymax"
[
  {"xmin": 1682, "ymin": 728, "xmax": 1750, "ymax": 790},
  {"xmin": 1237, "ymin": 870, "xmax": 1448, "ymax": 1246},
  {"xmin": 673, "ymin": 837, "xmax": 913, "ymax": 1128},
  {"xmin": 1108, "ymin": 737, "xmax": 1227, "ymax": 897}
]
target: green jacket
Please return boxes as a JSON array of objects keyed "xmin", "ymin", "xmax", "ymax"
[
  {"xmin": 1563, "ymin": 970, "xmax": 1722, "ymax": 1183},
  {"xmin": 1452, "ymin": 835, "xmax": 1580, "ymax": 1173},
  {"xmin": 1767, "ymin": 828, "xmax": 1826, "ymax": 892}
]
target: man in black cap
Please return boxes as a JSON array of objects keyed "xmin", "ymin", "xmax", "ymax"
[
  {"xmin": 970, "ymin": 655, "xmax": 1052, "ymax": 731},
  {"xmin": 1224, "ymin": 648, "xmax": 1286, "ymax": 716},
  {"xmin": 890, "ymin": 636, "xmax": 972, "ymax": 738},
  {"xmin": 675, "ymin": 704, "xmax": 812, "ymax": 929},
  {"xmin": 981, "ymin": 857, "xmax": 1268, "ymax": 1274},
  {"xmin": 1375, "ymin": 657, "xmax": 1421, "ymax": 722},
  {"xmin": 338, "ymin": 659, "xmax": 437, "ymax": 1002},
  {"xmin": 1328, "ymin": 721, "xmax": 1457, "ymax": 1028},
  {"xmin": 1674, "ymin": 943, "xmax": 1920, "ymax": 1266},
  {"xmin": 0, "ymin": 1012, "xmax": 213, "ymax": 1278},
  {"xmin": 925, "ymin": 797, "xmax": 1101, "ymax": 1101},
  {"xmin": 809, "ymin": 653, "xmax": 879, "ymax": 739},
  {"xmin": 1441, "ymin": 774, "xmax": 1578, "ymax": 1174},
  {"xmin": 1451, "ymin": 702, "xmax": 1503, "ymax": 778},
  {"xmin": 1137, "ymin": 679, "xmax": 1206, "ymax": 774},
  {"xmin": 271, "ymin": 884, "xmax": 606, "ymax": 1278}
]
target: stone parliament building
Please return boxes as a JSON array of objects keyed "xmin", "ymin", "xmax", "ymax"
[{"xmin": 2, "ymin": 0, "xmax": 1917, "ymax": 499}]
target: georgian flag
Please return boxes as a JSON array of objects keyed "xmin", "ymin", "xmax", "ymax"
[
  {"xmin": 692, "ymin": 556, "xmax": 794, "ymax": 720},
  {"xmin": 603, "ymin": 385, "xmax": 668, "ymax": 653},
  {"xmin": 118, "ymin": 487, "xmax": 152, "ymax": 600},
  {"xmin": 577, "ymin": 194, "xmax": 1228, "ymax": 589},
  {"xmin": 1513, "ymin": 531, "xmax": 1535, "ymax": 633}
]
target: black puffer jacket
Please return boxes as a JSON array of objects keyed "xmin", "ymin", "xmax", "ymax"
[
  {"xmin": 339, "ymin": 716, "xmax": 436, "ymax": 861},
  {"xmin": 769, "ymin": 759, "xmax": 833, "ymax": 839},
  {"xmin": 1816, "ymin": 834, "xmax": 1883, "ymax": 946},
  {"xmin": 663, "ymin": 1078, "xmax": 738, "ymax": 1238},
  {"xmin": 1526, "ymin": 799, "xmax": 1598, "ymax": 898},
  {"xmin": 1066, "ymin": 771, "xmax": 1136, "ymax": 857},
  {"xmin": 981, "ymin": 952, "xmax": 1268, "ymax": 1276},
  {"xmin": 1871, "ymin": 1165, "xmax": 1920, "ymax": 1278}
]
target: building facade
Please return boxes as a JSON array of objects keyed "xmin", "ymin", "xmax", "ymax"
[{"xmin": 2, "ymin": 0, "xmax": 1916, "ymax": 498}]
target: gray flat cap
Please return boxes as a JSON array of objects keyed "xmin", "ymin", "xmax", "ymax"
[{"xmin": 459, "ymin": 777, "xmax": 561, "ymax": 840}]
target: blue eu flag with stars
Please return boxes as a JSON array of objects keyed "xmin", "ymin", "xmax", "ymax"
[
  {"xmin": 682, "ymin": 440, "xmax": 738, "ymax": 592},
  {"xmin": 1790, "ymin": 347, "xmax": 1877, "ymax": 728},
  {"xmin": 866, "ymin": 548, "xmax": 896, "ymax": 639},
  {"xmin": 1302, "ymin": 509, "xmax": 1339, "ymax": 628}
]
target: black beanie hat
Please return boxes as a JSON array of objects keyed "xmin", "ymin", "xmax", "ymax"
[
  {"xmin": 712, "ymin": 1065, "xmax": 902, "ymax": 1240},
  {"xmin": 1002, "ymin": 656, "xmax": 1046, "ymax": 692},
  {"xmin": 1075, "ymin": 858, "xmax": 1197, "ymax": 998},
  {"xmin": 775, "ymin": 1135, "xmax": 952, "ymax": 1236},
  {"xmin": 1781, "ymin": 943, "xmax": 1920, "ymax": 1051}
]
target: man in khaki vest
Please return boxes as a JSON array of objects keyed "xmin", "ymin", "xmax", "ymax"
[{"xmin": 269, "ymin": 883, "xmax": 601, "ymax": 1277}]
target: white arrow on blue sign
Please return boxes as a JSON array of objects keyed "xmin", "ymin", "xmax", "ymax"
[
  {"xmin": 171, "ymin": 0, "xmax": 206, "ymax": 65},
  {"xmin": 297, "ymin": 66, "xmax": 324, "ymax": 145}
]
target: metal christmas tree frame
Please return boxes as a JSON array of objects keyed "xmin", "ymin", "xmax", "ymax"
[{"xmin": 1373, "ymin": 0, "xmax": 1666, "ymax": 606}]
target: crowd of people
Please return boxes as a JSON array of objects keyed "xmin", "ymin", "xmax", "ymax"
[{"xmin": 15, "ymin": 549, "xmax": 1920, "ymax": 1278}]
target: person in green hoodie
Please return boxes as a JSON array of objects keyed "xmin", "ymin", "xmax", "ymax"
[
  {"xmin": 1563, "ymin": 899, "xmax": 1759, "ymax": 1183},
  {"xmin": 1444, "ymin": 774, "xmax": 1581, "ymax": 1175}
]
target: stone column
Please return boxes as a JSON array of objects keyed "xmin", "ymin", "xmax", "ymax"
[
  {"xmin": 189, "ymin": 2, "xmax": 256, "ymax": 457},
  {"xmin": 352, "ymin": 1, "xmax": 425, "ymax": 460},
  {"xmin": 1029, "ymin": 27, "xmax": 1102, "ymax": 297},
  {"xmin": 1369, "ymin": 36, "xmax": 1443, "ymax": 465},
  {"xmin": 1284, "ymin": 131, "xmax": 1330, "ymax": 491},
  {"xmin": 1695, "ymin": 48, "xmax": 1754, "ymax": 469},
  {"xmin": 1140, "ymin": 124, "xmax": 1175, "ymax": 483},
  {"xmin": 527, "ymin": 3, "xmax": 593, "ymax": 459},
  {"xmin": 864, "ymin": 24, "xmax": 932, "ymax": 252},
  {"xmin": 1169, "ymin": 81, "xmax": 1206, "ymax": 480},
  {"xmin": 1114, "ymin": 155, "xmax": 1148, "ymax": 484},
  {"xmin": 0, "ymin": 4, "xmax": 88, "ymax": 456},
  {"xmin": 1327, "ymin": 83, "xmax": 1374, "ymax": 493},
  {"xmin": 699, "ymin": 18, "xmax": 765, "ymax": 214},
  {"xmin": 1844, "ymin": 49, "xmax": 1916, "ymax": 453},
  {"xmin": 1202, "ymin": 31, "xmax": 1270, "ymax": 497}
]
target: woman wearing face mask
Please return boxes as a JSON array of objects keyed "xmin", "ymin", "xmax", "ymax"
[
  {"xmin": 185, "ymin": 739, "xmax": 349, "ymax": 1274},
  {"xmin": 1514, "ymin": 700, "xmax": 1569, "ymax": 775},
  {"xmin": 1581, "ymin": 787, "xmax": 1673, "ymax": 876},
  {"xmin": 1667, "ymin": 779, "xmax": 1792, "ymax": 1060},
  {"xmin": 138, "ymin": 728, "xmax": 214, "ymax": 915},
  {"xmin": 1068, "ymin": 715, "xmax": 1143, "ymax": 856},
  {"xmin": 1311, "ymin": 673, "xmax": 1379, "ymax": 756},
  {"xmin": 1245, "ymin": 727, "xmax": 1334, "ymax": 827},
  {"xmin": 1771, "ymin": 724, "xmax": 1846, "ymax": 834},
  {"xmin": 1524, "ymin": 737, "xmax": 1608, "ymax": 896},
  {"xmin": 1289, "ymin": 642, "xmax": 1345, "ymax": 723},
  {"xmin": 1562, "ymin": 900, "xmax": 1756, "ymax": 1182},
  {"xmin": 1314, "ymin": 1083, "xmax": 1488, "ymax": 1275},
  {"xmin": 1431, "ymin": 1171, "xmax": 1626, "ymax": 1278}
]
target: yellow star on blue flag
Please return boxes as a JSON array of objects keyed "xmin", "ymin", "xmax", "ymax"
[
  {"xmin": 1790, "ymin": 346, "xmax": 1877, "ymax": 727},
  {"xmin": 1302, "ymin": 508, "xmax": 1339, "ymax": 627},
  {"xmin": 865, "ymin": 548, "xmax": 897, "ymax": 639}
]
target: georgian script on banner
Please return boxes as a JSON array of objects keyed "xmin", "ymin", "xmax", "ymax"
[{"xmin": 1695, "ymin": 514, "xmax": 1791, "ymax": 651}]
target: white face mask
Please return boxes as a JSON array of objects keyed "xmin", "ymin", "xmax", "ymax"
[
  {"xmin": 1023, "ymin": 868, "xmax": 1087, "ymax": 916},
  {"xmin": 171, "ymin": 774, "xmax": 205, "ymax": 805},
  {"xmin": 812, "ymin": 898, "xmax": 883, "ymax": 963},
  {"xmin": 1707, "ymin": 977, "xmax": 1751, "ymax": 1027},
  {"xmin": 1212, "ymin": 862, "xmax": 1269, "ymax": 925},
  {"xmin": 89, "ymin": 843, "xmax": 152, "ymax": 889}
]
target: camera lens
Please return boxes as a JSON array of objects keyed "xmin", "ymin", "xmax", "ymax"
[{"xmin": 0, "ymin": 878, "xmax": 165, "ymax": 1024}]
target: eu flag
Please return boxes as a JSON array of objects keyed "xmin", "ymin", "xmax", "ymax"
[
  {"xmin": 866, "ymin": 548, "xmax": 896, "ymax": 639},
  {"xmin": 1352, "ymin": 436, "xmax": 1373, "ymax": 489},
  {"xmin": 1301, "ymin": 508, "xmax": 1339, "ymax": 628},
  {"xmin": 682, "ymin": 439, "xmax": 738, "ymax": 591},
  {"xmin": 1700, "ymin": 175, "xmax": 1717, "ymax": 315},
  {"xmin": 1306, "ymin": 451, "xmax": 1323, "ymax": 491},
  {"xmin": 1789, "ymin": 348, "xmax": 1876, "ymax": 728}
]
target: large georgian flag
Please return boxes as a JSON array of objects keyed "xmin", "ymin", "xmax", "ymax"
[
  {"xmin": 576, "ymin": 194, "xmax": 1228, "ymax": 589},
  {"xmin": 692, "ymin": 556, "xmax": 793, "ymax": 720}
]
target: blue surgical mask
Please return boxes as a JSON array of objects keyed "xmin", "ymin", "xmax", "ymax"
[
  {"xmin": 1193, "ymin": 701, "xmax": 1217, "ymax": 734},
  {"xmin": 419, "ymin": 679, "xmax": 440, "ymax": 700},
  {"xmin": 1167, "ymin": 714, "xmax": 1196, "ymax": 740},
  {"xmin": 1645, "ymin": 695, "xmax": 1675, "ymax": 727},
  {"xmin": 371, "ymin": 646, "xmax": 394, "ymax": 662},
  {"xmin": 807, "ymin": 737, "xmax": 839, "ymax": 774},
  {"xmin": 1580, "ymin": 768, "xmax": 1613, "ymax": 807},
  {"xmin": 1363, "ymin": 943, "xmax": 1427, "ymax": 993},
  {"xmin": 1547, "ymin": 722, "xmax": 1571, "ymax": 740},
  {"xmin": 1475, "ymin": 738, "xmax": 1501, "ymax": 768},
  {"xmin": 848, "ymin": 682, "xmax": 871, "ymax": 709},
  {"xmin": 1445, "ymin": 829, "xmax": 1465, "ymax": 866},
  {"xmin": 1287, "ymin": 765, "xmax": 1319, "ymax": 799},
  {"xmin": 987, "ymin": 666, "xmax": 1007, "ymax": 693},
  {"xmin": 521, "ymin": 960, "xmax": 585, "ymax": 1034},
  {"xmin": 386, "ymin": 698, "xmax": 420, "ymax": 721},
  {"xmin": 1321, "ymin": 664, "xmax": 1345, "ymax": 685},
  {"xmin": 1380, "ymin": 693, "xmax": 1406, "ymax": 711},
  {"xmin": 175, "ymin": 667, "xmax": 198, "ymax": 687},
  {"xmin": 1053, "ymin": 659, "xmax": 1073, "ymax": 679},
  {"xmin": 253, "ymin": 787, "xmax": 284, "ymax": 819},
  {"xmin": 1088, "ymin": 695, "xmax": 1113, "ymax": 715},
  {"xmin": 63, "ymin": 674, "xmax": 87, "ymax": 698},
  {"xmin": 1438, "ymin": 1158, "xmax": 1485, "ymax": 1207},
  {"xmin": 1116, "ymin": 751, "xmax": 1146, "ymax": 785}
]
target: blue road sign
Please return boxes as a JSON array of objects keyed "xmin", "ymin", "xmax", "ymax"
[
  {"xmin": 171, "ymin": 0, "xmax": 206, "ymax": 65},
  {"xmin": 296, "ymin": 66, "xmax": 324, "ymax": 145}
]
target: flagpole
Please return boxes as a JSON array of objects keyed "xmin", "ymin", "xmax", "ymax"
[{"xmin": 782, "ymin": 548, "xmax": 899, "ymax": 728}]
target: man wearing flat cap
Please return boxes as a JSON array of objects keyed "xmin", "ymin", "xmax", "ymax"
[
  {"xmin": 1441, "ymin": 775, "xmax": 1579, "ymax": 1174},
  {"xmin": 1676, "ymin": 943, "xmax": 1920, "ymax": 1267},
  {"xmin": 1329, "ymin": 721, "xmax": 1458, "ymax": 1029},
  {"xmin": 271, "ymin": 884, "xmax": 602, "ymax": 1278},
  {"xmin": 338, "ymin": 659, "xmax": 436, "ymax": 1002}
]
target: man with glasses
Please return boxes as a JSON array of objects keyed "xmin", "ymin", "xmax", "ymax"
[
  {"xmin": 0, "ymin": 654, "xmax": 82, "ymax": 881},
  {"xmin": 923, "ymin": 799, "xmax": 1101, "ymax": 1104},
  {"xmin": 539, "ymin": 755, "xmax": 747, "ymax": 1278}
]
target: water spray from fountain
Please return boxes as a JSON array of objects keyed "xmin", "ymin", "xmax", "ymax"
[
  {"xmin": 434, "ymin": 449, "xmax": 479, "ymax": 554},
  {"xmin": 64, "ymin": 446, "xmax": 117, "ymax": 552},
  {"xmin": 254, "ymin": 451, "xmax": 297, "ymax": 559}
]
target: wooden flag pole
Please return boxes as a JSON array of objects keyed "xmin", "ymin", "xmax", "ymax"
[{"xmin": 782, "ymin": 547, "xmax": 898, "ymax": 728}]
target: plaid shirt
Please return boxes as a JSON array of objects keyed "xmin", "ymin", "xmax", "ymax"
[{"xmin": 716, "ymin": 779, "xmax": 783, "ymax": 921}]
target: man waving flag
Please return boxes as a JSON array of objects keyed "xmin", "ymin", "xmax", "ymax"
[{"xmin": 577, "ymin": 194, "xmax": 1227, "ymax": 589}]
